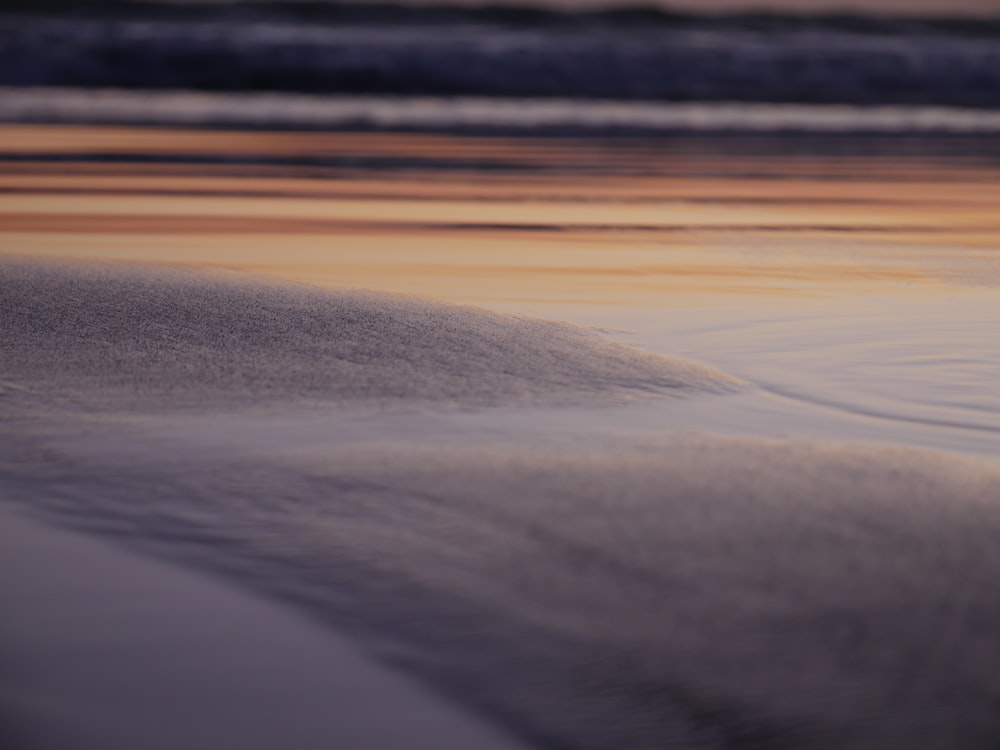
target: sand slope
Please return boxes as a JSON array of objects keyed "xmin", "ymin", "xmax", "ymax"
[{"xmin": 0, "ymin": 260, "xmax": 740, "ymax": 413}]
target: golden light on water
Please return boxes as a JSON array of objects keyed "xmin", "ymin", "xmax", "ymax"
[{"xmin": 2, "ymin": 125, "xmax": 998, "ymax": 310}]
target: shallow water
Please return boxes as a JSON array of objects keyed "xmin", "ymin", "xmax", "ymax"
[{"xmin": 2, "ymin": 124, "xmax": 1000, "ymax": 749}]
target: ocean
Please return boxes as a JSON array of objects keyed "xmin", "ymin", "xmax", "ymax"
[{"xmin": 3, "ymin": 1, "xmax": 1000, "ymax": 108}]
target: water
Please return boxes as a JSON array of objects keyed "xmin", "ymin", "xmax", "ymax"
[
  {"xmin": 2, "ymin": 119, "xmax": 1000, "ymax": 749},
  {"xmin": 9, "ymin": 88, "xmax": 1000, "ymax": 134},
  {"xmin": 3, "ymin": 4, "xmax": 1000, "ymax": 108}
]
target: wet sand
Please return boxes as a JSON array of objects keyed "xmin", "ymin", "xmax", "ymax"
[
  {"xmin": 2, "ymin": 125, "xmax": 1000, "ymax": 749},
  {"xmin": 0, "ymin": 505, "xmax": 527, "ymax": 750}
]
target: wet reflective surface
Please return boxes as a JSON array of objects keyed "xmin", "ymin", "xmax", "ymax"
[
  {"xmin": 3, "ymin": 124, "xmax": 1000, "ymax": 453},
  {"xmin": 3, "ymin": 124, "xmax": 1000, "ymax": 750}
]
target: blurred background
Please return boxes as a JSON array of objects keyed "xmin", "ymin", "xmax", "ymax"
[{"xmin": 2, "ymin": 0, "xmax": 999, "ymax": 121}]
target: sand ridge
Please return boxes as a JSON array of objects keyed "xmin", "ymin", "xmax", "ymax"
[{"xmin": 0, "ymin": 259, "xmax": 741, "ymax": 414}]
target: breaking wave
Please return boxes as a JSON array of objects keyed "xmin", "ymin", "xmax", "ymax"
[
  {"xmin": 8, "ymin": 88, "xmax": 1000, "ymax": 134},
  {"xmin": 2, "ymin": 4, "xmax": 1000, "ymax": 108}
]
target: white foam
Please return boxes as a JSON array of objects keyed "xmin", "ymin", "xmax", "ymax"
[{"xmin": 5, "ymin": 88, "xmax": 1000, "ymax": 134}]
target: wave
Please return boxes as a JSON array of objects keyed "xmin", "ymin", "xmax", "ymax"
[
  {"xmin": 8, "ymin": 88, "xmax": 1000, "ymax": 135},
  {"xmin": 2, "ymin": 4, "xmax": 1000, "ymax": 107}
]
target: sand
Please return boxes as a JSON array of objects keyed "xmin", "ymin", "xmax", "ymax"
[
  {"xmin": 0, "ymin": 259, "xmax": 739, "ymax": 415},
  {"xmin": 3, "ymin": 259, "xmax": 1000, "ymax": 750},
  {"xmin": 0, "ymin": 504, "xmax": 526, "ymax": 750},
  {"xmin": 0, "ymin": 259, "xmax": 742, "ymax": 750}
]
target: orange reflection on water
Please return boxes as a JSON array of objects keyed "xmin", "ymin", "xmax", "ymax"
[{"xmin": 2, "ymin": 125, "xmax": 998, "ymax": 311}]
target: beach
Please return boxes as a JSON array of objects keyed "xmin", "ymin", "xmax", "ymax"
[
  {"xmin": 3, "ymin": 117, "xmax": 1000, "ymax": 749},
  {"xmin": 0, "ymin": 505, "xmax": 528, "ymax": 750}
]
